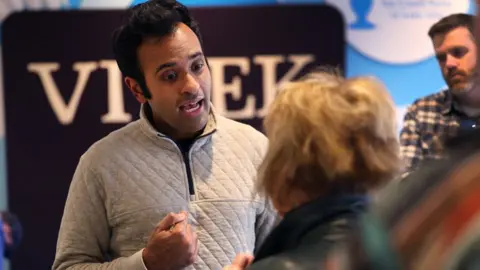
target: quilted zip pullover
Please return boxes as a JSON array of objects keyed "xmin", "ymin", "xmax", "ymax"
[{"xmin": 52, "ymin": 104, "xmax": 277, "ymax": 270}]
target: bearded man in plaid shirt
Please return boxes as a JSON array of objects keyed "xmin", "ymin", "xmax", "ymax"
[
  {"xmin": 321, "ymin": 5, "xmax": 480, "ymax": 270},
  {"xmin": 400, "ymin": 13, "xmax": 480, "ymax": 173}
]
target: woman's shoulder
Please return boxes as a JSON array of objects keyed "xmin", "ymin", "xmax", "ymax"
[{"xmin": 248, "ymin": 244, "xmax": 330, "ymax": 270}]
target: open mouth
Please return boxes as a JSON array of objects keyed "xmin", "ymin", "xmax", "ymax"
[{"xmin": 179, "ymin": 99, "xmax": 203, "ymax": 115}]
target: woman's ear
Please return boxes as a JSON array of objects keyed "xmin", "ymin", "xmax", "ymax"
[
  {"xmin": 274, "ymin": 187, "xmax": 312, "ymax": 216},
  {"xmin": 272, "ymin": 189, "xmax": 295, "ymax": 217}
]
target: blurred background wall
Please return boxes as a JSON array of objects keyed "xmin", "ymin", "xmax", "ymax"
[{"xmin": 1, "ymin": 0, "xmax": 477, "ymax": 212}]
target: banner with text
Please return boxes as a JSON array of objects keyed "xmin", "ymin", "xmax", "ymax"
[{"xmin": 2, "ymin": 6, "xmax": 345, "ymax": 269}]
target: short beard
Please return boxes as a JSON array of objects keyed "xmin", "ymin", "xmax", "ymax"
[
  {"xmin": 449, "ymin": 76, "xmax": 473, "ymax": 95},
  {"xmin": 451, "ymin": 79, "xmax": 480, "ymax": 107}
]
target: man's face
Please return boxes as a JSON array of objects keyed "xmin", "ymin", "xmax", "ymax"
[
  {"xmin": 433, "ymin": 26, "xmax": 477, "ymax": 94},
  {"xmin": 127, "ymin": 23, "xmax": 211, "ymax": 140}
]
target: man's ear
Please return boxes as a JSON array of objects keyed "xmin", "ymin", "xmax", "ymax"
[{"xmin": 125, "ymin": 77, "xmax": 147, "ymax": 103}]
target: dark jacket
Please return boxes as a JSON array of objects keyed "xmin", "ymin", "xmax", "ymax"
[{"xmin": 248, "ymin": 195, "xmax": 368, "ymax": 270}]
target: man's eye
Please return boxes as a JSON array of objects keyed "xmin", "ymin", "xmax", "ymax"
[
  {"xmin": 436, "ymin": 53, "xmax": 446, "ymax": 62},
  {"xmin": 163, "ymin": 71, "xmax": 177, "ymax": 81},
  {"xmin": 451, "ymin": 47, "xmax": 468, "ymax": 59},
  {"xmin": 192, "ymin": 62, "xmax": 204, "ymax": 73}
]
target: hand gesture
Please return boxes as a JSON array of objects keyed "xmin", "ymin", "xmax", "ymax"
[
  {"xmin": 142, "ymin": 211, "xmax": 198, "ymax": 270},
  {"xmin": 223, "ymin": 253, "xmax": 254, "ymax": 270}
]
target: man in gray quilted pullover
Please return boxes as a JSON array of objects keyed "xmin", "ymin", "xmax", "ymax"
[{"xmin": 52, "ymin": 1, "xmax": 277, "ymax": 269}]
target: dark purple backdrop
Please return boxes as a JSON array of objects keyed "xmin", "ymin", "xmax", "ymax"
[{"xmin": 2, "ymin": 6, "xmax": 345, "ymax": 269}]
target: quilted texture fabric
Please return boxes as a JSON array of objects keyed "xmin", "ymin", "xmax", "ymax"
[{"xmin": 52, "ymin": 105, "xmax": 277, "ymax": 270}]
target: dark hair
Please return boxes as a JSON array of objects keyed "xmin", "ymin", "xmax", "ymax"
[
  {"xmin": 1, "ymin": 211, "xmax": 22, "ymax": 258},
  {"xmin": 112, "ymin": 0, "xmax": 203, "ymax": 99},
  {"xmin": 428, "ymin": 13, "xmax": 474, "ymax": 39}
]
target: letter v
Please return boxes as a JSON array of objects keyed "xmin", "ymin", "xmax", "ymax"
[{"xmin": 27, "ymin": 62, "xmax": 98, "ymax": 125}]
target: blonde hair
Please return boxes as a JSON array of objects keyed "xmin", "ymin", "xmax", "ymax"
[{"xmin": 257, "ymin": 69, "xmax": 402, "ymax": 204}]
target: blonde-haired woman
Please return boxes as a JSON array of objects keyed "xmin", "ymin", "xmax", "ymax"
[{"xmin": 224, "ymin": 70, "xmax": 402, "ymax": 270}]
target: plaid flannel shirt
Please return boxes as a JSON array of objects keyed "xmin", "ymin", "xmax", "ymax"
[{"xmin": 400, "ymin": 89, "xmax": 480, "ymax": 173}]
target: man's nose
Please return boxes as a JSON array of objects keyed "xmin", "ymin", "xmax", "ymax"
[
  {"xmin": 445, "ymin": 54, "xmax": 458, "ymax": 69},
  {"xmin": 180, "ymin": 73, "xmax": 200, "ymax": 95}
]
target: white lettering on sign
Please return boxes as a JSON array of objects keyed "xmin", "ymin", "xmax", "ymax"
[{"xmin": 27, "ymin": 54, "xmax": 315, "ymax": 125}]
